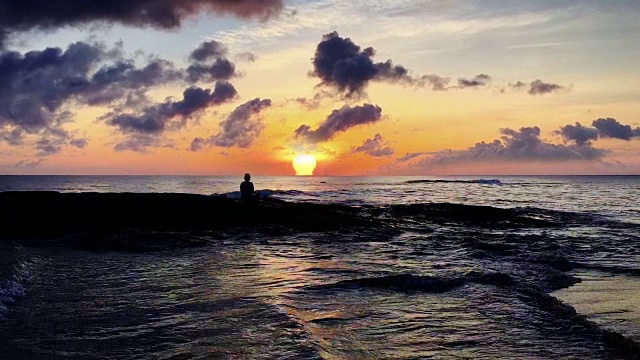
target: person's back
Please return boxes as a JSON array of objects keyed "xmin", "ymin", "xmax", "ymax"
[{"xmin": 240, "ymin": 173, "xmax": 256, "ymax": 202}]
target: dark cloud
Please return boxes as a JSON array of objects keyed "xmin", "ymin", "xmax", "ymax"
[
  {"xmin": 352, "ymin": 134, "xmax": 394, "ymax": 157},
  {"xmin": 592, "ymin": 118, "xmax": 640, "ymax": 140},
  {"xmin": 419, "ymin": 126, "xmax": 605, "ymax": 166},
  {"xmin": 556, "ymin": 122, "xmax": 599, "ymax": 146},
  {"xmin": 311, "ymin": 32, "xmax": 376, "ymax": 97},
  {"xmin": 186, "ymin": 58, "xmax": 236, "ymax": 82},
  {"xmin": 0, "ymin": 38, "xmax": 243, "ymax": 154},
  {"xmin": 556, "ymin": 118, "xmax": 640, "ymax": 145},
  {"xmin": 189, "ymin": 40, "xmax": 227, "ymax": 62},
  {"xmin": 528, "ymin": 79, "xmax": 563, "ymax": 95},
  {"xmin": 0, "ymin": 0, "xmax": 284, "ymax": 46},
  {"xmin": 87, "ymin": 58, "xmax": 183, "ymax": 105},
  {"xmin": 311, "ymin": 32, "xmax": 443, "ymax": 97},
  {"xmin": 375, "ymin": 60, "xmax": 411, "ymax": 81},
  {"xmin": 504, "ymin": 79, "xmax": 567, "ymax": 96},
  {"xmin": 0, "ymin": 41, "xmax": 188, "ymax": 156},
  {"xmin": 108, "ymin": 82, "xmax": 237, "ymax": 135},
  {"xmin": 295, "ymin": 104, "xmax": 383, "ymax": 143},
  {"xmin": 0, "ymin": 42, "xmax": 108, "ymax": 133},
  {"xmin": 186, "ymin": 40, "xmax": 237, "ymax": 83},
  {"xmin": 191, "ymin": 98, "xmax": 272, "ymax": 150},
  {"xmin": 457, "ymin": 74, "xmax": 491, "ymax": 88}
]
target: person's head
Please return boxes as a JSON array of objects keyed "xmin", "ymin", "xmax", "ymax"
[{"xmin": 244, "ymin": 173, "xmax": 251, "ymax": 181}]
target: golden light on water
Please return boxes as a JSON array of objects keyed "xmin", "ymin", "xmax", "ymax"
[{"xmin": 292, "ymin": 154, "xmax": 317, "ymax": 176}]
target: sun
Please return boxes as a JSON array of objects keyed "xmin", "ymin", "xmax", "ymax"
[{"xmin": 292, "ymin": 154, "xmax": 317, "ymax": 176}]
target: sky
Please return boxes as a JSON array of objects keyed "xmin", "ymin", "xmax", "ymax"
[{"xmin": 0, "ymin": 0, "xmax": 639, "ymax": 175}]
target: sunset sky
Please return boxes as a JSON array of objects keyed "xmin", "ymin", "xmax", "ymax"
[{"xmin": 1, "ymin": 0, "xmax": 639, "ymax": 175}]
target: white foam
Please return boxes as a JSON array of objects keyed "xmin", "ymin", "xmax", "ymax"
[
  {"xmin": 0, "ymin": 280, "xmax": 25, "ymax": 298},
  {"xmin": 215, "ymin": 190, "xmax": 274, "ymax": 199},
  {"xmin": 0, "ymin": 280, "xmax": 25, "ymax": 319},
  {"xmin": 473, "ymin": 179, "xmax": 502, "ymax": 185}
]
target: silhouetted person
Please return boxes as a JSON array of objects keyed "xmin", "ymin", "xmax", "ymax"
[{"xmin": 240, "ymin": 173, "xmax": 258, "ymax": 203}]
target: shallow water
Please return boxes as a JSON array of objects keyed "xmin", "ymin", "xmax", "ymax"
[
  {"xmin": 554, "ymin": 271, "xmax": 640, "ymax": 342},
  {"xmin": 1, "ymin": 176, "xmax": 639, "ymax": 358}
]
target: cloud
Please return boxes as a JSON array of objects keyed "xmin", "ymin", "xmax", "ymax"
[
  {"xmin": 0, "ymin": 38, "xmax": 246, "ymax": 154},
  {"xmin": 191, "ymin": 98, "xmax": 272, "ymax": 150},
  {"xmin": 186, "ymin": 40, "xmax": 237, "ymax": 83},
  {"xmin": 32, "ymin": 130, "xmax": 88, "ymax": 156},
  {"xmin": 189, "ymin": 40, "xmax": 228, "ymax": 62},
  {"xmin": 311, "ymin": 32, "xmax": 443, "ymax": 97},
  {"xmin": 528, "ymin": 79, "xmax": 563, "ymax": 95},
  {"xmin": 186, "ymin": 58, "xmax": 236, "ymax": 82},
  {"xmin": 69, "ymin": 138, "xmax": 89, "ymax": 148},
  {"xmin": 414, "ymin": 126, "xmax": 605, "ymax": 167},
  {"xmin": 556, "ymin": 118, "xmax": 640, "ymax": 145},
  {"xmin": 418, "ymin": 74, "xmax": 451, "ymax": 91},
  {"xmin": 0, "ymin": 0, "xmax": 284, "ymax": 46},
  {"xmin": 86, "ymin": 58, "xmax": 183, "ymax": 105},
  {"xmin": 555, "ymin": 122, "xmax": 599, "ymax": 146},
  {"xmin": 508, "ymin": 81, "xmax": 527, "ymax": 89},
  {"xmin": 457, "ymin": 74, "xmax": 491, "ymax": 88},
  {"xmin": 505, "ymin": 79, "xmax": 567, "ymax": 96},
  {"xmin": 35, "ymin": 137, "xmax": 63, "ymax": 156},
  {"xmin": 0, "ymin": 41, "xmax": 190, "ymax": 155},
  {"xmin": 0, "ymin": 128, "xmax": 24, "ymax": 145},
  {"xmin": 236, "ymin": 52, "xmax": 257, "ymax": 62},
  {"xmin": 12, "ymin": 159, "xmax": 44, "ymax": 168},
  {"xmin": 189, "ymin": 137, "xmax": 208, "ymax": 152},
  {"xmin": 397, "ymin": 152, "xmax": 429, "ymax": 162},
  {"xmin": 0, "ymin": 42, "xmax": 108, "ymax": 134},
  {"xmin": 292, "ymin": 91, "xmax": 330, "ymax": 110},
  {"xmin": 352, "ymin": 134, "xmax": 394, "ymax": 157},
  {"xmin": 295, "ymin": 104, "xmax": 383, "ymax": 143},
  {"xmin": 592, "ymin": 118, "xmax": 640, "ymax": 140},
  {"xmin": 108, "ymin": 82, "xmax": 237, "ymax": 135},
  {"xmin": 114, "ymin": 135, "xmax": 167, "ymax": 153}
]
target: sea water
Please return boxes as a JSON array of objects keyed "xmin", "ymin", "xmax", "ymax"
[{"xmin": 0, "ymin": 175, "xmax": 638, "ymax": 359}]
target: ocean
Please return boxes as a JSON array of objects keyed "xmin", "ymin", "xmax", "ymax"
[{"xmin": 0, "ymin": 175, "xmax": 638, "ymax": 359}]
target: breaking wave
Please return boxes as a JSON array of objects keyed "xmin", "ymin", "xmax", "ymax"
[
  {"xmin": 311, "ymin": 271, "xmax": 515, "ymax": 293},
  {"xmin": 215, "ymin": 189, "xmax": 316, "ymax": 199}
]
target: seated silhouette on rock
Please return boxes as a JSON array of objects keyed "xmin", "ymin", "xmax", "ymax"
[{"xmin": 240, "ymin": 173, "xmax": 259, "ymax": 203}]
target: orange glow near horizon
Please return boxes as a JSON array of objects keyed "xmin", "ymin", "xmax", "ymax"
[{"xmin": 292, "ymin": 154, "xmax": 317, "ymax": 176}]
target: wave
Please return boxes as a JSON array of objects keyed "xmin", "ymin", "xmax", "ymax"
[
  {"xmin": 214, "ymin": 189, "xmax": 316, "ymax": 199},
  {"xmin": 0, "ymin": 245, "xmax": 38, "ymax": 320},
  {"xmin": 313, "ymin": 271, "xmax": 515, "ymax": 293},
  {"xmin": 517, "ymin": 286, "xmax": 640, "ymax": 359},
  {"xmin": 571, "ymin": 263, "xmax": 640, "ymax": 277},
  {"xmin": 405, "ymin": 179, "xmax": 502, "ymax": 185},
  {"xmin": 309, "ymin": 271, "xmax": 640, "ymax": 359},
  {"xmin": 381, "ymin": 202, "xmax": 559, "ymax": 228}
]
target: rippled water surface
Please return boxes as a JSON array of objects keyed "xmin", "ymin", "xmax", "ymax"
[
  {"xmin": 0, "ymin": 176, "xmax": 639, "ymax": 359},
  {"xmin": 1, "ymin": 175, "xmax": 637, "ymax": 221}
]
